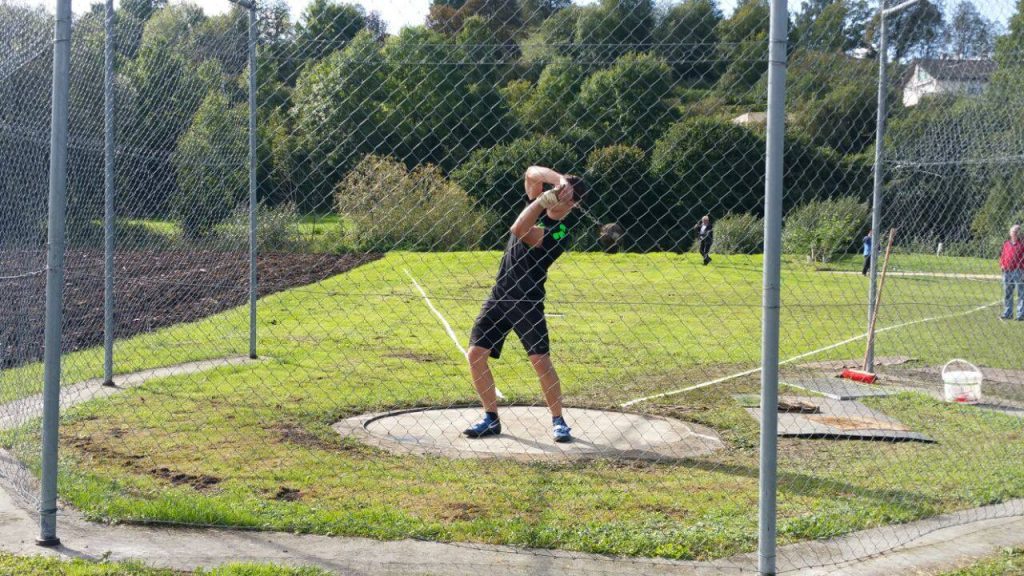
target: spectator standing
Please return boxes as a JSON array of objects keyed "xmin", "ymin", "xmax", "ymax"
[{"xmin": 1000, "ymin": 224, "xmax": 1024, "ymax": 320}]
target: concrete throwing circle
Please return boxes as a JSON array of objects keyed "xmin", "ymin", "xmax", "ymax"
[{"xmin": 333, "ymin": 406, "xmax": 724, "ymax": 462}]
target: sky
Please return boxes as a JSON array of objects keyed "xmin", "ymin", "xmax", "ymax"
[{"xmin": 37, "ymin": 0, "xmax": 1015, "ymax": 34}]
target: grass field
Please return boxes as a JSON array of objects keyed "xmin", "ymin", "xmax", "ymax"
[
  {"xmin": 0, "ymin": 553, "xmax": 331, "ymax": 575},
  {"xmin": 939, "ymin": 548, "xmax": 1024, "ymax": 576},
  {"xmin": 2, "ymin": 251, "xmax": 1022, "ymax": 561}
]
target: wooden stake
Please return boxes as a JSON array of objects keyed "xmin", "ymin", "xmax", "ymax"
[{"xmin": 864, "ymin": 228, "xmax": 897, "ymax": 372}]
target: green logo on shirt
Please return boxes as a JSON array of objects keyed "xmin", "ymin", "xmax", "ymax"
[{"xmin": 552, "ymin": 223, "xmax": 568, "ymax": 241}]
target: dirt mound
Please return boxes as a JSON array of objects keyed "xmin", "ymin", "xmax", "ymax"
[{"xmin": 0, "ymin": 249, "xmax": 380, "ymax": 369}]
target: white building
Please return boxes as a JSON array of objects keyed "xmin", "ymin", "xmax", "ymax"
[{"xmin": 901, "ymin": 59, "xmax": 996, "ymax": 107}]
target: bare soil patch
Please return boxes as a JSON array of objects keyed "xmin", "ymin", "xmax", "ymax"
[{"xmin": 0, "ymin": 249, "xmax": 381, "ymax": 369}]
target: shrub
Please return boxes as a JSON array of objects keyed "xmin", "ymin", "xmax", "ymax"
[
  {"xmin": 971, "ymin": 169, "xmax": 1024, "ymax": 256},
  {"xmin": 584, "ymin": 145, "xmax": 663, "ymax": 251},
  {"xmin": 704, "ymin": 212, "xmax": 764, "ymax": 255},
  {"xmin": 337, "ymin": 155, "xmax": 490, "ymax": 251},
  {"xmin": 217, "ymin": 202, "xmax": 304, "ymax": 252},
  {"xmin": 782, "ymin": 196, "xmax": 868, "ymax": 263},
  {"xmin": 651, "ymin": 118, "xmax": 765, "ymax": 248}
]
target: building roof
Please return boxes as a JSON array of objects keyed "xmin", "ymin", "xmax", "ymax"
[{"xmin": 911, "ymin": 58, "xmax": 996, "ymax": 83}]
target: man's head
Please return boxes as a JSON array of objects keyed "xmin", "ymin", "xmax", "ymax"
[
  {"xmin": 701, "ymin": 215, "xmax": 710, "ymax": 225},
  {"xmin": 1012, "ymin": 224, "xmax": 1020, "ymax": 242},
  {"xmin": 547, "ymin": 175, "xmax": 587, "ymax": 220}
]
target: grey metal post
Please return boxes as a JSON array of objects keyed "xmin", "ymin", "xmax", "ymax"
[
  {"xmin": 758, "ymin": 0, "xmax": 787, "ymax": 571},
  {"xmin": 866, "ymin": 9, "xmax": 887, "ymax": 372},
  {"xmin": 103, "ymin": 0, "xmax": 116, "ymax": 387},
  {"xmin": 38, "ymin": 0, "xmax": 72, "ymax": 547},
  {"xmin": 247, "ymin": 3, "xmax": 258, "ymax": 359}
]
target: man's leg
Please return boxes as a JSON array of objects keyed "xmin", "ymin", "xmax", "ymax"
[
  {"xmin": 1003, "ymin": 272, "xmax": 1014, "ymax": 319},
  {"xmin": 1015, "ymin": 271, "xmax": 1024, "ymax": 320},
  {"xmin": 468, "ymin": 346, "xmax": 499, "ymax": 413},
  {"xmin": 529, "ymin": 353, "xmax": 563, "ymax": 417}
]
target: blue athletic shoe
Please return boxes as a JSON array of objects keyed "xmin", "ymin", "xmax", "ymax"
[
  {"xmin": 464, "ymin": 415, "xmax": 501, "ymax": 438},
  {"xmin": 553, "ymin": 417, "xmax": 572, "ymax": 443}
]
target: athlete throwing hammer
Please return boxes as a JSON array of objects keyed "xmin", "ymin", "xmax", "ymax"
[{"xmin": 464, "ymin": 166, "xmax": 585, "ymax": 443}]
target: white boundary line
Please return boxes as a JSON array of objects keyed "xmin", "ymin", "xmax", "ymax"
[
  {"xmin": 404, "ymin": 268, "xmax": 505, "ymax": 400},
  {"xmin": 621, "ymin": 300, "xmax": 999, "ymax": 408}
]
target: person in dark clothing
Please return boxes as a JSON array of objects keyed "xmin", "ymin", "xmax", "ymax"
[
  {"xmin": 696, "ymin": 215, "xmax": 713, "ymax": 265},
  {"xmin": 862, "ymin": 229, "xmax": 873, "ymax": 276},
  {"xmin": 464, "ymin": 166, "xmax": 585, "ymax": 443}
]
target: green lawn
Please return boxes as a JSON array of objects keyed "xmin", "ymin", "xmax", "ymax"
[
  {"xmin": 939, "ymin": 549, "xmax": 1024, "ymax": 576},
  {"xmin": 822, "ymin": 252, "xmax": 1000, "ymax": 275},
  {"xmin": 2, "ymin": 251, "xmax": 1022, "ymax": 561}
]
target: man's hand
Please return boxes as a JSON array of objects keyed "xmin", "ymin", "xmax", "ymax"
[{"xmin": 538, "ymin": 188, "xmax": 561, "ymax": 209}]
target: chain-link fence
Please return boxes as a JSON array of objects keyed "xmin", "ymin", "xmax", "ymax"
[{"xmin": 2, "ymin": 0, "xmax": 1023, "ymax": 572}]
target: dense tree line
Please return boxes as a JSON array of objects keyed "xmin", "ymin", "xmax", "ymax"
[{"xmin": 0, "ymin": 0, "xmax": 1016, "ymax": 253}]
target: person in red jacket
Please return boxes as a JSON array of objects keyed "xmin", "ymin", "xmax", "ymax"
[{"xmin": 1000, "ymin": 224, "xmax": 1024, "ymax": 320}]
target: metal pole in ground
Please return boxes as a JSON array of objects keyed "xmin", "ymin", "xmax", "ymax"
[
  {"xmin": 758, "ymin": 0, "xmax": 787, "ymax": 571},
  {"xmin": 247, "ymin": 1, "xmax": 258, "ymax": 359},
  {"xmin": 866, "ymin": 8, "xmax": 887, "ymax": 373},
  {"xmin": 38, "ymin": 0, "xmax": 72, "ymax": 547},
  {"xmin": 103, "ymin": 0, "xmax": 116, "ymax": 387},
  {"xmin": 866, "ymin": 0, "xmax": 919, "ymax": 371}
]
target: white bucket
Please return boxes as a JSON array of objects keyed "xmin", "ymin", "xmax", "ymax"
[{"xmin": 942, "ymin": 359, "xmax": 983, "ymax": 404}]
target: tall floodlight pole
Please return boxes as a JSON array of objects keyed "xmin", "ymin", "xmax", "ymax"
[
  {"xmin": 866, "ymin": 0, "xmax": 920, "ymax": 370},
  {"xmin": 758, "ymin": 0, "xmax": 788, "ymax": 571},
  {"xmin": 230, "ymin": 0, "xmax": 258, "ymax": 359},
  {"xmin": 38, "ymin": 0, "xmax": 72, "ymax": 547},
  {"xmin": 103, "ymin": 0, "xmax": 116, "ymax": 387}
]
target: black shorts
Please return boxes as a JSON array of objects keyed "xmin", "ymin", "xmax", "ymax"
[{"xmin": 469, "ymin": 300, "xmax": 549, "ymax": 359}]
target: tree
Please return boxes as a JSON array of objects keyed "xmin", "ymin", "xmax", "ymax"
[
  {"xmin": 795, "ymin": 79, "xmax": 877, "ymax": 154},
  {"xmin": 119, "ymin": 4, "xmax": 211, "ymax": 218},
  {"xmin": 715, "ymin": 0, "xmax": 770, "ymax": 94},
  {"xmin": 519, "ymin": 0, "xmax": 571, "ymax": 29},
  {"xmin": 797, "ymin": 0, "xmax": 848, "ymax": 51},
  {"xmin": 291, "ymin": 30, "xmax": 388, "ymax": 212},
  {"xmin": 174, "ymin": 91, "xmax": 247, "ymax": 238},
  {"xmin": 575, "ymin": 0, "xmax": 655, "ymax": 65},
  {"xmin": 504, "ymin": 56, "xmax": 585, "ymax": 133},
  {"xmin": 578, "ymin": 52, "xmax": 675, "ymax": 149},
  {"xmin": 653, "ymin": 0, "xmax": 722, "ymax": 83},
  {"xmin": 294, "ymin": 0, "xmax": 372, "ymax": 63},
  {"xmin": 793, "ymin": 0, "xmax": 871, "ymax": 50},
  {"xmin": 944, "ymin": 1, "xmax": 995, "ymax": 58},
  {"xmin": 427, "ymin": 0, "xmax": 524, "ymax": 42},
  {"xmin": 120, "ymin": 0, "xmax": 168, "ymax": 23},
  {"xmin": 0, "ymin": 4, "xmax": 53, "ymax": 246},
  {"xmin": 865, "ymin": 0, "xmax": 944, "ymax": 60}
]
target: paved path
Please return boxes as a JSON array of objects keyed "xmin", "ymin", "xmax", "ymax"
[
  {"xmin": 2, "ymin": 472, "xmax": 1022, "ymax": 575},
  {"xmin": 0, "ymin": 357, "xmax": 257, "ymax": 431}
]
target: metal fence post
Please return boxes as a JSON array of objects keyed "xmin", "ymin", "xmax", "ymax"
[
  {"xmin": 38, "ymin": 0, "xmax": 72, "ymax": 547},
  {"xmin": 758, "ymin": 0, "xmax": 788, "ymax": 571},
  {"xmin": 248, "ymin": 2, "xmax": 258, "ymax": 360},
  {"xmin": 103, "ymin": 0, "xmax": 116, "ymax": 387}
]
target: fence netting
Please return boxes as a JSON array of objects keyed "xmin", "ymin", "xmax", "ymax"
[
  {"xmin": 1, "ymin": 0, "xmax": 53, "ymax": 508},
  {"xmin": 0, "ymin": 0, "xmax": 1022, "ymax": 572}
]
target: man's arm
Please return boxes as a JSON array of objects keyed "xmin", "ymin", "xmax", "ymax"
[
  {"xmin": 511, "ymin": 186, "xmax": 571, "ymax": 248},
  {"xmin": 524, "ymin": 166, "xmax": 567, "ymax": 200}
]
